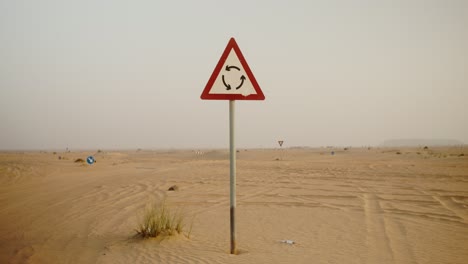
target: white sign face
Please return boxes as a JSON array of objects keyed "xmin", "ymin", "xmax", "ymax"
[{"xmin": 207, "ymin": 49, "xmax": 257, "ymax": 97}]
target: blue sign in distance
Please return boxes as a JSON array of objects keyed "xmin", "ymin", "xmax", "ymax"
[{"xmin": 86, "ymin": 156, "xmax": 95, "ymax": 165}]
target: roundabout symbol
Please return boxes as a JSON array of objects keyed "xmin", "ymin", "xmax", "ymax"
[{"xmin": 222, "ymin": 65, "xmax": 246, "ymax": 91}]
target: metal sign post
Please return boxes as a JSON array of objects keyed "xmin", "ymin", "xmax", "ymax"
[
  {"xmin": 278, "ymin": 140, "xmax": 284, "ymax": 160},
  {"xmin": 229, "ymin": 100, "xmax": 237, "ymax": 254},
  {"xmin": 201, "ymin": 37, "xmax": 265, "ymax": 254}
]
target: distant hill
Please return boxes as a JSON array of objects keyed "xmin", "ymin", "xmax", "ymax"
[{"xmin": 381, "ymin": 139, "xmax": 464, "ymax": 147}]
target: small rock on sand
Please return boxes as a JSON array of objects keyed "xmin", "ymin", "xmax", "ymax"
[{"xmin": 168, "ymin": 185, "xmax": 179, "ymax": 191}]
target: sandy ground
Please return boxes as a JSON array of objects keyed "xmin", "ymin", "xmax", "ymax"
[{"xmin": 0, "ymin": 147, "xmax": 467, "ymax": 264}]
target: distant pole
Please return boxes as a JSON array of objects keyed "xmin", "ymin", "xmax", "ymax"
[
  {"xmin": 280, "ymin": 144, "xmax": 283, "ymax": 160},
  {"xmin": 229, "ymin": 100, "xmax": 237, "ymax": 254}
]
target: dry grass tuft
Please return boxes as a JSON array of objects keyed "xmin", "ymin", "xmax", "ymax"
[{"xmin": 135, "ymin": 200, "xmax": 187, "ymax": 239}]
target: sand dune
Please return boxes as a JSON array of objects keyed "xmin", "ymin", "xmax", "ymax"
[{"xmin": 0, "ymin": 147, "xmax": 467, "ymax": 263}]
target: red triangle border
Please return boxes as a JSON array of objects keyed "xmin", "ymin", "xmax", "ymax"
[{"xmin": 200, "ymin": 38, "xmax": 265, "ymax": 100}]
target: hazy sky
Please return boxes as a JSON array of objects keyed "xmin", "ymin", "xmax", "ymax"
[{"xmin": 1, "ymin": 0, "xmax": 467, "ymax": 149}]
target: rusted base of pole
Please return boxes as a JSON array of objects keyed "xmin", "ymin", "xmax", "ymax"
[{"xmin": 230, "ymin": 206, "xmax": 236, "ymax": 254}]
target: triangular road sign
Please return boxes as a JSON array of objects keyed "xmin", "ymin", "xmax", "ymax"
[
  {"xmin": 201, "ymin": 38, "xmax": 265, "ymax": 100},
  {"xmin": 278, "ymin": 141, "xmax": 284, "ymax": 147}
]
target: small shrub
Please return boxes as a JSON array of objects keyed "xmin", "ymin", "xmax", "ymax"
[
  {"xmin": 424, "ymin": 146, "xmax": 428, "ymax": 150},
  {"xmin": 459, "ymin": 153, "xmax": 465, "ymax": 157},
  {"xmin": 74, "ymin": 158, "xmax": 85, "ymax": 163},
  {"xmin": 135, "ymin": 200, "xmax": 186, "ymax": 238},
  {"xmin": 396, "ymin": 152, "xmax": 401, "ymax": 155}
]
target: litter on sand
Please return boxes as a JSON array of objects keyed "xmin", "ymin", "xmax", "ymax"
[{"xmin": 280, "ymin": 240, "xmax": 295, "ymax": 245}]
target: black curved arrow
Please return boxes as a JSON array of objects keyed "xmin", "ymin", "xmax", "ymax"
[
  {"xmin": 222, "ymin": 75, "xmax": 231, "ymax": 90},
  {"xmin": 225, "ymin": 65, "xmax": 240, "ymax": 71},
  {"xmin": 236, "ymin": 75, "xmax": 246, "ymax": 90}
]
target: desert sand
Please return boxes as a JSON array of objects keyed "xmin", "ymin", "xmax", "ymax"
[{"xmin": 0, "ymin": 147, "xmax": 467, "ymax": 263}]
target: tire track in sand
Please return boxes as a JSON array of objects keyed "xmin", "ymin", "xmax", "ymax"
[
  {"xmin": 358, "ymin": 164, "xmax": 417, "ymax": 264},
  {"xmin": 416, "ymin": 188, "xmax": 468, "ymax": 224},
  {"xmin": 433, "ymin": 196, "xmax": 468, "ymax": 223},
  {"xmin": 363, "ymin": 193, "xmax": 394, "ymax": 264}
]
